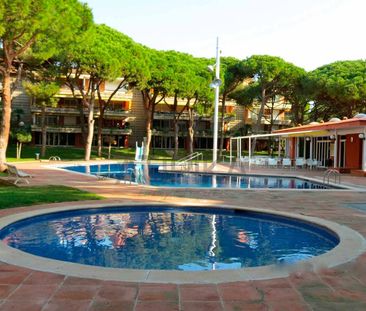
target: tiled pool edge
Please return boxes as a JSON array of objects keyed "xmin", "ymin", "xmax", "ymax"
[
  {"xmin": 50, "ymin": 161, "xmax": 362, "ymax": 191},
  {"xmin": 0, "ymin": 202, "xmax": 364, "ymax": 284}
]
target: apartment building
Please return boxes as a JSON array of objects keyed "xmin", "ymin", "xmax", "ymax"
[
  {"xmin": 29, "ymin": 80, "xmax": 143, "ymax": 148},
  {"xmin": 5, "ymin": 78, "xmax": 293, "ymax": 151},
  {"xmin": 242, "ymin": 96, "xmax": 292, "ymax": 150},
  {"xmin": 151, "ymin": 98, "xmax": 244, "ymax": 150}
]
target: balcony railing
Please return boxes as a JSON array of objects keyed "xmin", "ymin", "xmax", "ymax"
[
  {"xmin": 31, "ymin": 125, "xmax": 132, "ymax": 135},
  {"xmin": 248, "ymin": 115, "xmax": 291, "ymax": 125},
  {"xmin": 152, "ymin": 129, "xmax": 215, "ymax": 138},
  {"xmin": 31, "ymin": 125, "xmax": 82, "ymax": 133},
  {"xmin": 99, "ymin": 128, "xmax": 132, "ymax": 135},
  {"xmin": 57, "ymin": 87, "xmax": 133, "ymax": 100},
  {"xmin": 154, "ymin": 112, "xmax": 212, "ymax": 121},
  {"xmin": 30, "ymin": 106, "xmax": 130, "ymax": 117}
]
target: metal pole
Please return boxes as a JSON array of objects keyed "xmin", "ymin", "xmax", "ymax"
[
  {"xmin": 239, "ymin": 137, "xmax": 242, "ymax": 160},
  {"xmin": 229, "ymin": 138, "xmax": 232, "ymax": 164},
  {"xmin": 212, "ymin": 37, "xmax": 220, "ymax": 164},
  {"xmin": 334, "ymin": 132, "xmax": 338, "ymax": 168},
  {"xmin": 310, "ymin": 137, "xmax": 313, "ymax": 160}
]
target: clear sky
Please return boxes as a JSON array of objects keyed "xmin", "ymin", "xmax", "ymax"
[{"xmin": 83, "ymin": 0, "xmax": 365, "ymax": 71}]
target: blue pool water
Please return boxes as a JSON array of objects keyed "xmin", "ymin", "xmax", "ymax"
[
  {"xmin": 0, "ymin": 206, "xmax": 339, "ymax": 271},
  {"xmin": 63, "ymin": 163, "xmax": 333, "ymax": 189}
]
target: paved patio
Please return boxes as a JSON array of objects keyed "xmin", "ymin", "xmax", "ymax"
[{"xmin": 1, "ymin": 161, "xmax": 366, "ymax": 310}]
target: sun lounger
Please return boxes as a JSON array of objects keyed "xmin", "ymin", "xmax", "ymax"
[
  {"xmin": 295, "ymin": 158, "xmax": 305, "ymax": 169},
  {"xmin": 6, "ymin": 163, "xmax": 33, "ymax": 185},
  {"xmin": 282, "ymin": 158, "xmax": 292, "ymax": 168},
  {"xmin": 239, "ymin": 156, "xmax": 249, "ymax": 164},
  {"xmin": 267, "ymin": 158, "xmax": 278, "ymax": 168},
  {"xmin": 306, "ymin": 159, "xmax": 318, "ymax": 170}
]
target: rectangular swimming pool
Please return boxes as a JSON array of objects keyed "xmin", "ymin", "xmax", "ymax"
[{"xmin": 62, "ymin": 163, "xmax": 339, "ymax": 190}]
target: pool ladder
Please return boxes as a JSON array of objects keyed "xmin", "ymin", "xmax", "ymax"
[
  {"xmin": 323, "ymin": 169, "xmax": 341, "ymax": 185},
  {"xmin": 176, "ymin": 152, "xmax": 203, "ymax": 170}
]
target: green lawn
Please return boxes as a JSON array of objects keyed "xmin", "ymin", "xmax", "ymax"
[
  {"xmin": 0, "ymin": 185, "xmax": 102, "ymax": 209},
  {"xmin": 6, "ymin": 144, "xmax": 271, "ymax": 163},
  {"xmin": 5, "ymin": 145, "xmax": 174, "ymax": 162},
  {"xmin": 6, "ymin": 145, "xmax": 97, "ymax": 162}
]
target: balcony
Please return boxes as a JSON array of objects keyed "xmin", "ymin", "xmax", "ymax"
[
  {"xmin": 195, "ymin": 130, "xmax": 213, "ymax": 137},
  {"xmin": 99, "ymin": 128, "xmax": 132, "ymax": 135},
  {"xmin": 248, "ymin": 115, "xmax": 292, "ymax": 126},
  {"xmin": 31, "ymin": 125, "xmax": 82, "ymax": 133},
  {"xmin": 56, "ymin": 87, "xmax": 133, "ymax": 101},
  {"xmin": 30, "ymin": 106, "xmax": 130, "ymax": 117},
  {"xmin": 31, "ymin": 106, "xmax": 80, "ymax": 115},
  {"xmin": 31, "ymin": 125, "xmax": 132, "ymax": 135},
  {"xmin": 152, "ymin": 129, "xmax": 176, "ymax": 136},
  {"xmin": 154, "ymin": 112, "xmax": 211, "ymax": 121},
  {"xmin": 103, "ymin": 108, "xmax": 130, "ymax": 118}
]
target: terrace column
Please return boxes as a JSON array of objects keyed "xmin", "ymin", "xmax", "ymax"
[
  {"xmin": 333, "ymin": 134, "xmax": 338, "ymax": 169},
  {"xmin": 239, "ymin": 138, "xmax": 242, "ymax": 159},
  {"xmin": 289, "ymin": 138, "xmax": 296, "ymax": 159},
  {"xmin": 310, "ymin": 138, "xmax": 313, "ymax": 159},
  {"xmin": 362, "ymin": 133, "xmax": 366, "ymax": 171}
]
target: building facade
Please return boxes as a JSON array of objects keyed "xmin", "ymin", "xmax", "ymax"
[
  {"xmin": 273, "ymin": 115, "xmax": 366, "ymax": 174},
  {"xmin": 6, "ymin": 78, "xmax": 293, "ymax": 151}
]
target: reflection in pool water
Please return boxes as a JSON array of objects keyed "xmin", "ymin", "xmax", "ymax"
[{"xmin": 0, "ymin": 207, "xmax": 339, "ymax": 271}]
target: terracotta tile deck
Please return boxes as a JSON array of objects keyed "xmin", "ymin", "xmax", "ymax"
[{"xmin": 0, "ymin": 161, "xmax": 366, "ymax": 310}]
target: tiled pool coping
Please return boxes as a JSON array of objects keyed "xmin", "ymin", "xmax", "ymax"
[{"xmin": 0, "ymin": 202, "xmax": 364, "ymax": 284}]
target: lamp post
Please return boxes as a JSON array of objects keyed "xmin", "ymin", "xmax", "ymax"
[{"xmin": 210, "ymin": 37, "xmax": 221, "ymax": 164}]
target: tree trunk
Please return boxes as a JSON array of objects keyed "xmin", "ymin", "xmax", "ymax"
[
  {"xmin": 268, "ymin": 98, "xmax": 275, "ymax": 155},
  {"xmin": 41, "ymin": 106, "xmax": 47, "ymax": 157},
  {"xmin": 0, "ymin": 72, "xmax": 12, "ymax": 171},
  {"xmin": 142, "ymin": 90, "xmax": 160, "ymax": 160},
  {"xmin": 84, "ymin": 95, "xmax": 95, "ymax": 161},
  {"xmin": 218, "ymin": 94, "xmax": 227, "ymax": 158},
  {"xmin": 18, "ymin": 142, "xmax": 22, "ymax": 159},
  {"xmin": 97, "ymin": 108, "xmax": 104, "ymax": 157},
  {"xmin": 16, "ymin": 142, "xmax": 20, "ymax": 159},
  {"xmin": 108, "ymin": 140, "xmax": 112, "ymax": 159},
  {"xmin": 187, "ymin": 108, "xmax": 195, "ymax": 154},
  {"xmin": 251, "ymin": 87, "xmax": 266, "ymax": 152},
  {"xmin": 173, "ymin": 120, "xmax": 179, "ymax": 160},
  {"xmin": 291, "ymin": 101, "xmax": 300, "ymax": 125},
  {"xmin": 78, "ymin": 100, "xmax": 87, "ymax": 145},
  {"xmin": 144, "ymin": 105, "xmax": 153, "ymax": 160}
]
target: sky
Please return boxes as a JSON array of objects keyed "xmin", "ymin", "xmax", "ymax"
[{"xmin": 83, "ymin": 0, "xmax": 365, "ymax": 71}]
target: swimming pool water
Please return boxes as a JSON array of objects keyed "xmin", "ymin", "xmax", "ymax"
[
  {"xmin": 0, "ymin": 206, "xmax": 339, "ymax": 271},
  {"xmin": 63, "ymin": 163, "xmax": 333, "ymax": 189}
]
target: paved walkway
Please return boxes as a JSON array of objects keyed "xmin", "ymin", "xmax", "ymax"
[{"xmin": 1, "ymin": 161, "xmax": 366, "ymax": 310}]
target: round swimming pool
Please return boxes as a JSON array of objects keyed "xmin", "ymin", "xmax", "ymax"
[{"xmin": 0, "ymin": 205, "xmax": 339, "ymax": 271}]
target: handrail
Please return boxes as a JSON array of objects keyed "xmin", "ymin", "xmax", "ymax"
[
  {"xmin": 49, "ymin": 156, "xmax": 61, "ymax": 161},
  {"xmin": 323, "ymin": 168, "xmax": 341, "ymax": 185},
  {"xmin": 176, "ymin": 152, "xmax": 201, "ymax": 163},
  {"xmin": 176, "ymin": 152, "xmax": 203, "ymax": 165}
]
